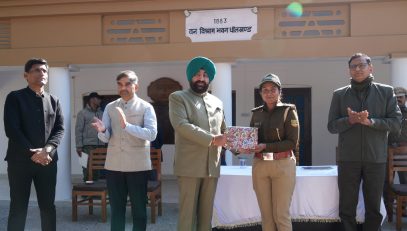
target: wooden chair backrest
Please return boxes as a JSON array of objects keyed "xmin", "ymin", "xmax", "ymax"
[
  {"xmin": 88, "ymin": 148, "xmax": 107, "ymax": 181},
  {"xmin": 388, "ymin": 146, "xmax": 407, "ymax": 184},
  {"xmin": 87, "ymin": 148, "xmax": 161, "ymax": 181},
  {"xmin": 150, "ymin": 148, "xmax": 162, "ymax": 181}
]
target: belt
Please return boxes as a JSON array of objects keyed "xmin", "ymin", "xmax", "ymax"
[
  {"xmin": 398, "ymin": 142, "xmax": 407, "ymax": 147},
  {"xmin": 254, "ymin": 151, "xmax": 292, "ymax": 161}
]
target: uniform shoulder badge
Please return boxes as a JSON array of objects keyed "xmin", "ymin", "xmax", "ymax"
[
  {"xmin": 284, "ymin": 104, "xmax": 298, "ymax": 127},
  {"xmin": 278, "ymin": 102, "xmax": 296, "ymax": 109},
  {"xmin": 284, "ymin": 103, "xmax": 296, "ymax": 110},
  {"xmin": 291, "ymin": 119, "xmax": 299, "ymax": 127},
  {"xmin": 251, "ymin": 105, "xmax": 264, "ymax": 112}
]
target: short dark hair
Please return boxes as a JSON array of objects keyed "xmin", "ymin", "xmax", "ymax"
[
  {"xmin": 348, "ymin": 53, "xmax": 371, "ymax": 66},
  {"xmin": 24, "ymin": 58, "xmax": 48, "ymax": 73},
  {"xmin": 116, "ymin": 70, "xmax": 138, "ymax": 84},
  {"xmin": 88, "ymin": 92, "xmax": 102, "ymax": 100}
]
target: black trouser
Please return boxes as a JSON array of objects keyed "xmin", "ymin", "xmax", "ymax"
[
  {"xmin": 338, "ymin": 161, "xmax": 385, "ymax": 231},
  {"xmin": 106, "ymin": 170, "xmax": 148, "ymax": 231},
  {"xmin": 7, "ymin": 160, "xmax": 57, "ymax": 231}
]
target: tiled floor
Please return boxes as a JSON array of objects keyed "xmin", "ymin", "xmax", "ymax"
[{"xmin": 0, "ymin": 174, "xmax": 406, "ymax": 230}]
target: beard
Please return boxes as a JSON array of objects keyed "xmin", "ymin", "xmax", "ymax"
[{"xmin": 190, "ymin": 81, "xmax": 209, "ymax": 94}]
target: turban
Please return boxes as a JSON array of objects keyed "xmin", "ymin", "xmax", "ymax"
[{"xmin": 186, "ymin": 56, "xmax": 216, "ymax": 82}]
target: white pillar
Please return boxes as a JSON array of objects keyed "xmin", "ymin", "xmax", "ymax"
[
  {"xmin": 212, "ymin": 63, "xmax": 233, "ymax": 165},
  {"xmin": 391, "ymin": 57, "xmax": 407, "ymax": 89},
  {"xmin": 48, "ymin": 67, "xmax": 72, "ymax": 201}
]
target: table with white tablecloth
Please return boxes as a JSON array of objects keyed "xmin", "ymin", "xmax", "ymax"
[{"xmin": 212, "ymin": 165, "xmax": 386, "ymax": 228}]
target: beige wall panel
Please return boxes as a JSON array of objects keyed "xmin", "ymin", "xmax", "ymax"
[
  {"xmin": 0, "ymin": 0, "xmax": 378, "ymax": 17},
  {"xmin": 11, "ymin": 15, "xmax": 102, "ymax": 48},
  {"xmin": 351, "ymin": 1, "xmax": 407, "ymax": 36},
  {"xmin": 253, "ymin": 7, "xmax": 274, "ymax": 40},
  {"xmin": 1, "ymin": 35, "xmax": 407, "ymax": 66},
  {"xmin": 169, "ymin": 11, "xmax": 190, "ymax": 43}
]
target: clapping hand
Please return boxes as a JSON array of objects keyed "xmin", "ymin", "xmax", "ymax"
[
  {"xmin": 116, "ymin": 107, "xmax": 127, "ymax": 129},
  {"xmin": 347, "ymin": 107, "xmax": 372, "ymax": 126},
  {"xmin": 91, "ymin": 117, "xmax": 106, "ymax": 132}
]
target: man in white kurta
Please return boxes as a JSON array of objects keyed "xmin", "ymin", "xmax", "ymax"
[{"xmin": 92, "ymin": 70, "xmax": 157, "ymax": 231}]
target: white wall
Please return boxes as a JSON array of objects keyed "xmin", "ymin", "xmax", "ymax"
[
  {"xmin": 0, "ymin": 70, "xmax": 26, "ymax": 174},
  {"xmin": 0, "ymin": 57, "xmax": 392, "ymax": 175}
]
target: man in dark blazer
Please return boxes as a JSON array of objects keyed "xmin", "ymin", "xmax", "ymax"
[{"xmin": 4, "ymin": 58, "xmax": 64, "ymax": 231}]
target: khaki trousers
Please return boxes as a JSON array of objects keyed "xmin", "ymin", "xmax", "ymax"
[
  {"xmin": 177, "ymin": 176, "xmax": 218, "ymax": 231},
  {"xmin": 252, "ymin": 157, "xmax": 296, "ymax": 231}
]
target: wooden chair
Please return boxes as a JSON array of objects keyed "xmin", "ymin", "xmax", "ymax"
[
  {"xmin": 148, "ymin": 148, "xmax": 162, "ymax": 223},
  {"xmin": 72, "ymin": 148, "xmax": 108, "ymax": 222},
  {"xmin": 388, "ymin": 146, "xmax": 407, "ymax": 230}
]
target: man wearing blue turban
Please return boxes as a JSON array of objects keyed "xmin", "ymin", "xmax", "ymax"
[{"xmin": 169, "ymin": 56, "xmax": 227, "ymax": 231}]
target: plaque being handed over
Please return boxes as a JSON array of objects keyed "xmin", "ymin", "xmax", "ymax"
[{"xmin": 224, "ymin": 126, "xmax": 258, "ymax": 151}]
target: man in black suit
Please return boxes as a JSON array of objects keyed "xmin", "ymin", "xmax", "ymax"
[{"xmin": 4, "ymin": 58, "xmax": 64, "ymax": 231}]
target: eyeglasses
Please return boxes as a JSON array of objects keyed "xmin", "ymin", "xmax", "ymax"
[{"xmin": 349, "ymin": 63, "xmax": 369, "ymax": 70}]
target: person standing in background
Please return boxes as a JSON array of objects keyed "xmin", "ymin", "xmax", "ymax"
[
  {"xmin": 384, "ymin": 86, "xmax": 407, "ymax": 215},
  {"xmin": 75, "ymin": 91, "xmax": 105, "ymax": 181},
  {"xmin": 4, "ymin": 58, "xmax": 65, "ymax": 231},
  {"xmin": 169, "ymin": 56, "xmax": 226, "ymax": 231},
  {"xmin": 388, "ymin": 87, "xmax": 407, "ymax": 148}
]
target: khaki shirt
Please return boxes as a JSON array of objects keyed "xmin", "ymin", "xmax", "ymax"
[{"xmin": 250, "ymin": 102, "xmax": 299, "ymax": 153}]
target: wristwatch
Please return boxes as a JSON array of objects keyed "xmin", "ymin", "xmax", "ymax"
[{"xmin": 44, "ymin": 144, "xmax": 54, "ymax": 157}]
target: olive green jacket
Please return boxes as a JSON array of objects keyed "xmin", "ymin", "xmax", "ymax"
[
  {"xmin": 328, "ymin": 82, "xmax": 401, "ymax": 163},
  {"xmin": 169, "ymin": 89, "xmax": 226, "ymax": 177},
  {"xmin": 250, "ymin": 102, "xmax": 299, "ymax": 153}
]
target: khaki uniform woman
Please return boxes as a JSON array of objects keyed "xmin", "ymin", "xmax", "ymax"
[{"xmin": 242, "ymin": 73, "xmax": 299, "ymax": 231}]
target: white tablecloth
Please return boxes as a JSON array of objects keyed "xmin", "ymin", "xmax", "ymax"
[{"xmin": 212, "ymin": 165, "xmax": 387, "ymax": 228}]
